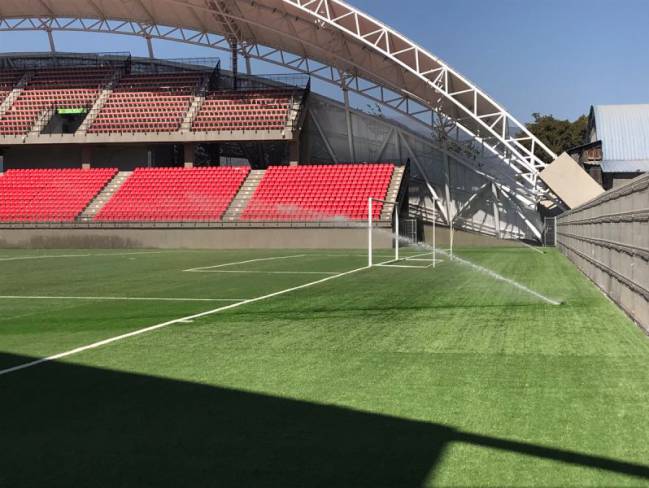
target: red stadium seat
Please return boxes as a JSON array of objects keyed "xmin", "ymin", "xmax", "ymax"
[
  {"xmin": 0, "ymin": 168, "xmax": 117, "ymax": 222},
  {"xmin": 88, "ymin": 73, "xmax": 202, "ymax": 134},
  {"xmin": 94, "ymin": 167, "xmax": 250, "ymax": 222},
  {"xmin": 191, "ymin": 89, "xmax": 293, "ymax": 132},
  {"xmin": 241, "ymin": 164, "xmax": 395, "ymax": 221},
  {"xmin": 0, "ymin": 68, "xmax": 111, "ymax": 136}
]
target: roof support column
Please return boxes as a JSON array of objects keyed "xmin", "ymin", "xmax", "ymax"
[
  {"xmin": 442, "ymin": 145, "xmax": 454, "ymax": 225},
  {"xmin": 46, "ymin": 28, "xmax": 56, "ymax": 53},
  {"xmin": 145, "ymin": 35, "xmax": 154, "ymax": 59},
  {"xmin": 244, "ymin": 53, "xmax": 252, "ymax": 75},
  {"xmin": 339, "ymin": 71, "xmax": 355, "ymax": 163},
  {"xmin": 230, "ymin": 39, "xmax": 238, "ymax": 89},
  {"xmin": 491, "ymin": 182, "xmax": 502, "ymax": 238}
]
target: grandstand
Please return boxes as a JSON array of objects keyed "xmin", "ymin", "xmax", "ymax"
[{"xmin": 0, "ymin": 1, "xmax": 648, "ymax": 488}]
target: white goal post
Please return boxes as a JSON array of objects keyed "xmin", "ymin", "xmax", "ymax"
[{"xmin": 368, "ymin": 197, "xmax": 437, "ymax": 268}]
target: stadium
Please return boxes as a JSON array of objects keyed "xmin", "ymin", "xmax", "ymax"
[{"xmin": 0, "ymin": 1, "xmax": 648, "ymax": 486}]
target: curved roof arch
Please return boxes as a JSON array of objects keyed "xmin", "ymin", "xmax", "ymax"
[{"xmin": 0, "ymin": 0, "xmax": 555, "ymax": 198}]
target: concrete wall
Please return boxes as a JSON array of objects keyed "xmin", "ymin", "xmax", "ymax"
[
  {"xmin": 557, "ymin": 172, "xmax": 649, "ymax": 333},
  {"xmin": 423, "ymin": 224, "xmax": 529, "ymax": 248},
  {"xmin": 0, "ymin": 227, "xmax": 391, "ymax": 250}
]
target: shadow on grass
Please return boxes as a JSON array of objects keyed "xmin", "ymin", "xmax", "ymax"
[{"xmin": 1, "ymin": 352, "xmax": 648, "ymax": 487}]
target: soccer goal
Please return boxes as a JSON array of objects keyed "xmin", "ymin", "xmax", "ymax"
[{"xmin": 367, "ymin": 197, "xmax": 440, "ymax": 269}]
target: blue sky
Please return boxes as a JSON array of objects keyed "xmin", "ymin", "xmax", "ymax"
[{"xmin": 1, "ymin": 0, "xmax": 648, "ymax": 122}]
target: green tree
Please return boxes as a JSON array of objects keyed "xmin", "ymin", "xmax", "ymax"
[{"xmin": 525, "ymin": 113, "xmax": 588, "ymax": 163}]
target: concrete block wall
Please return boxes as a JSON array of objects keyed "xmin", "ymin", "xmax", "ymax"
[{"xmin": 556, "ymin": 172, "xmax": 649, "ymax": 333}]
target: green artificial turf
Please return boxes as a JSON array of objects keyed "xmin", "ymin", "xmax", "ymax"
[{"xmin": 0, "ymin": 247, "xmax": 648, "ymax": 487}]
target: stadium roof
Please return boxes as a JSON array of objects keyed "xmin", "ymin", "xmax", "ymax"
[
  {"xmin": 0, "ymin": 0, "xmax": 556, "ymax": 199},
  {"xmin": 590, "ymin": 104, "xmax": 649, "ymax": 172}
]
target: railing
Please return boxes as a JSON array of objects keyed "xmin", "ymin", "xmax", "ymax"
[
  {"xmin": 129, "ymin": 57, "xmax": 220, "ymax": 74},
  {"xmin": 220, "ymin": 73, "xmax": 311, "ymax": 91},
  {"xmin": 557, "ymin": 172, "xmax": 649, "ymax": 333},
  {"xmin": 0, "ymin": 52, "xmax": 132, "ymax": 71}
]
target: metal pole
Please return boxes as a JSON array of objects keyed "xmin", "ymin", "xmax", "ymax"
[
  {"xmin": 395, "ymin": 203, "xmax": 399, "ymax": 262},
  {"xmin": 47, "ymin": 28, "xmax": 56, "ymax": 53},
  {"xmin": 450, "ymin": 218, "xmax": 454, "ymax": 261},
  {"xmin": 433, "ymin": 199, "xmax": 436, "ymax": 268},
  {"xmin": 368, "ymin": 198, "xmax": 373, "ymax": 268}
]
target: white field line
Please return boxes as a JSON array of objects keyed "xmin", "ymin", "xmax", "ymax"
[
  {"xmin": 0, "ymin": 251, "xmax": 166, "ymax": 262},
  {"xmin": 0, "ymin": 296, "xmax": 246, "ymax": 302},
  {"xmin": 515, "ymin": 240, "xmax": 545, "ymax": 255},
  {"xmin": 377, "ymin": 263, "xmax": 436, "ymax": 269},
  {"xmin": 188, "ymin": 270, "xmax": 338, "ymax": 275},
  {"xmin": 184, "ymin": 254, "xmax": 307, "ymax": 272},
  {"xmin": 0, "ymin": 264, "xmax": 371, "ymax": 377}
]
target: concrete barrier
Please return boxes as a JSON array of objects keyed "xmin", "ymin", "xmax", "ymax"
[
  {"xmin": 556, "ymin": 172, "xmax": 649, "ymax": 333},
  {"xmin": 0, "ymin": 227, "xmax": 391, "ymax": 250}
]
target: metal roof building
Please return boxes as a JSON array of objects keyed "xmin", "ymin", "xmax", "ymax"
[{"xmin": 589, "ymin": 104, "xmax": 649, "ymax": 179}]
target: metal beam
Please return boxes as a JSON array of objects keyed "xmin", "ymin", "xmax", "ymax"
[
  {"xmin": 491, "ymin": 182, "xmax": 501, "ymax": 238},
  {"xmin": 398, "ymin": 130, "xmax": 448, "ymax": 223},
  {"xmin": 452, "ymin": 183, "xmax": 490, "ymax": 223},
  {"xmin": 308, "ymin": 109, "xmax": 339, "ymax": 164}
]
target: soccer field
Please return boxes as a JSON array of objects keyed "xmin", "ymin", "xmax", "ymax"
[{"xmin": 1, "ymin": 247, "xmax": 648, "ymax": 487}]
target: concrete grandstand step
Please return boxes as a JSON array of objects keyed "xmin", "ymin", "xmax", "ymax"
[
  {"xmin": 222, "ymin": 169, "xmax": 266, "ymax": 221},
  {"xmin": 0, "ymin": 71, "xmax": 34, "ymax": 119},
  {"xmin": 29, "ymin": 107, "xmax": 56, "ymax": 135},
  {"xmin": 78, "ymin": 171, "xmax": 132, "ymax": 221},
  {"xmin": 180, "ymin": 73, "xmax": 210, "ymax": 131},
  {"xmin": 76, "ymin": 68, "xmax": 125, "ymax": 135},
  {"xmin": 381, "ymin": 165, "xmax": 406, "ymax": 220}
]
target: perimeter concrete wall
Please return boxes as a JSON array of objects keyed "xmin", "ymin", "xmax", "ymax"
[
  {"xmin": 556, "ymin": 172, "xmax": 649, "ymax": 333},
  {"xmin": 0, "ymin": 227, "xmax": 391, "ymax": 250}
]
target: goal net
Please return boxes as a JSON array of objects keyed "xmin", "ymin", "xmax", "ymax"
[{"xmin": 368, "ymin": 198, "xmax": 439, "ymax": 269}]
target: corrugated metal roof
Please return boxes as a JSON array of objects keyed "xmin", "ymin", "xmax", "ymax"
[
  {"xmin": 593, "ymin": 104, "xmax": 649, "ymax": 162},
  {"xmin": 600, "ymin": 159, "xmax": 649, "ymax": 173}
]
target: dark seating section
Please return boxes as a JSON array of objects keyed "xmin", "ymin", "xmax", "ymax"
[
  {"xmin": 191, "ymin": 89, "xmax": 293, "ymax": 132},
  {"xmin": 241, "ymin": 164, "xmax": 395, "ymax": 221},
  {"xmin": 88, "ymin": 72, "xmax": 203, "ymax": 133},
  {"xmin": 0, "ymin": 168, "xmax": 117, "ymax": 222},
  {"xmin": 95, "ymin": 167, "xmax": 250, "ymax": 222},
  {"xmin": 0, "ymin": 68, "xmax": 110, "ymax": 135}
]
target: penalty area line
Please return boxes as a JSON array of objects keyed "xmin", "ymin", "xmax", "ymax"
[
  {"xmin": 0, "ymin": 264, "xmax": 371, "ymax": 377},
  {"xmin": 0, "ymin": 295, "xmax": 246, "ymax": 302},
  {"xmin": 0, "ymin": 251, "xmax": 166, "ymax": 262},
  {"xmin": 183, "ymin": 254, "xmax": 307, "ymax": 272}
]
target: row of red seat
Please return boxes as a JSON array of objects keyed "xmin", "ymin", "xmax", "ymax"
[
  {"xmin": 0, "ymin": 164, "xmax": 395, "ymax": 222},
  {"xmin": 242, "ymin": 164, "xmax": 394, "ymax": 221},
  {"xmin": 0, "ymin": 168, "xmax": 116, "ymax": 221},
  {"xmin": 191, "ymin": 89, "xmax": 293, "ymax": 132},
  {"xmin": 0, "ymin": 68, "xmax": 111, "ymax": 135},
  {"xmin": 88, "ymin": 73, "xmax": 203, "ymax": 134},
  {"xmin": 95, "ymin": 167, "xmax": 250, "ymax": 221}
]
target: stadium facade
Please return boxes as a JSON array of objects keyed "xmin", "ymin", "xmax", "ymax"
[{"xmin": 0, "ymin": 0, "xmax": 563, "ymax": 243}]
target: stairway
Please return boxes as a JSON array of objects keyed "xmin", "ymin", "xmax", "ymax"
[
  {"xmin": 29, "ymin": 107, "xmax": 56, "ymax": 135},
  {"xmin": 77, "ymin": 68, "xmax": 124, "ymax": 135},
  {"xmin": 221, "ymin": 169, "xmax": 265, "ymax": 221},
  {"xmin": 0, "ymin": 71, "xmax": 33, "ymax": 119},
  {"xmin": 181, "ymin": 74, "xmax": 210, "ymax": 131},
  {"xmin": 381, "ymin": 165, "xmax": 406, "ymax": 220},
  {"xmin": 285, "ymin": 94, "xmax": 306, "ymax": 134},
  {"xmin": 78, "ymin": 171, "xmax": 132, "ymax": 221}
]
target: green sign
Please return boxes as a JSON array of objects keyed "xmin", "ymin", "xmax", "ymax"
[{"xmin": 57, "ymin": 108, "xmax": 88, "ymax": 115}]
